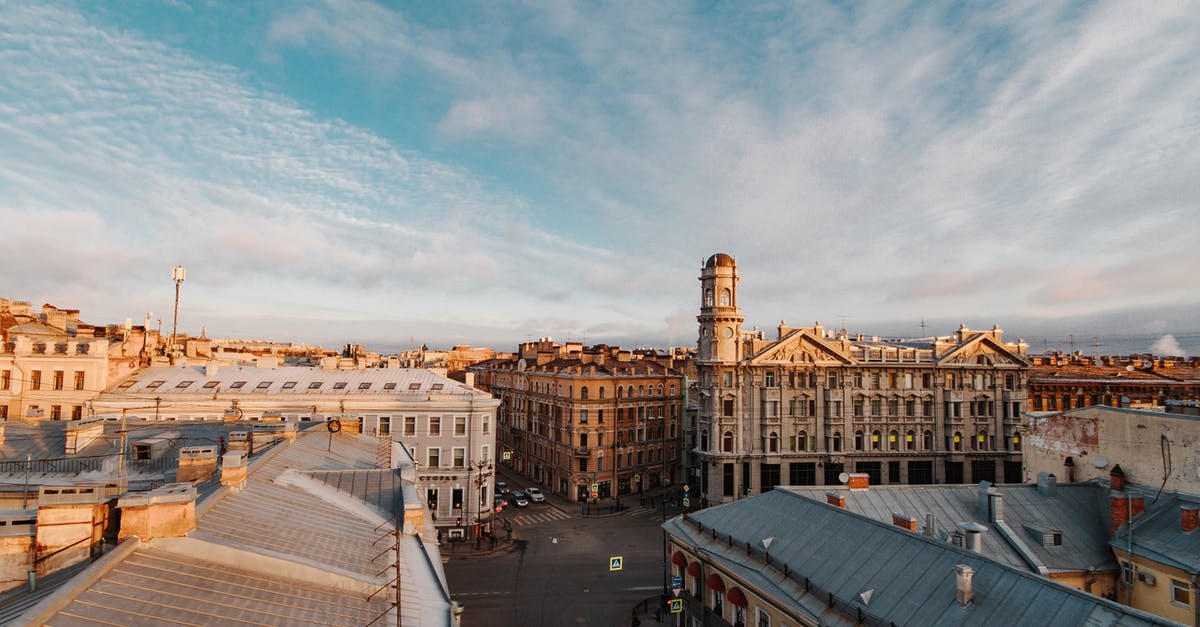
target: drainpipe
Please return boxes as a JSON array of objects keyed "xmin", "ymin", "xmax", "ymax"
[{"xmin": 1127, "ymin": 492, "xmax": 1134, "ymax": 607}]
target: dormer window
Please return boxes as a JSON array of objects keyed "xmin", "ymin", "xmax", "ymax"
[
  {"xmin": 358, "ymin": 382, "xmax": 372, "ymax": 389},
  {"xmin": 175, "ymin": 381, "xmax": 194, "ymax": 389},
  {"xmin": 308, "ymin": 382, "xmax": 322, "ymax": 389},
  {"xmin": 202, "ymin": 381, "xmax": 219, "ymax": 389},
  {"xmin": 146, "ymin": 381, "xmax": 165, "ymax": 389},
  {"xmin": 383, "ymin": 382, "xmax": 397, "ymax": 390},
  {"xmin": 256, "ymin": 381, "xmax": 272, "ymax": 389},
  {"xmin": 230, "ymin": 381, "xmax": 246, "ymax": 389},
  {"xmin": 408, "ymin": 383, "xmax": 421, "ymax": 391},
  {"xmin": 431, "ymin": 383, "xmax": 444, "ymax": 391},
  {"xmin": 332, "ymin": 382, "xmax": 348, "ymax": 390},
  {"xmin": 281, "ymin": 381, "xmax": 297, "ymax": 389},
  {"xmin": 118, "ymin": 380, "xmax": 137, "ymax": 389}
]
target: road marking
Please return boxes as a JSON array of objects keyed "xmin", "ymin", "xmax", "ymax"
[{"xmin": 625, "ymin": 586, "xmax": 661, "ymax": 591}]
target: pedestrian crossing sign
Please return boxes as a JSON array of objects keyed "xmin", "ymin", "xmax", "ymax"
[
  {"xmin": 669, "ymin": 598, "xmax": 683, "ymax": 614},
  {"xmin": 609, "ymin": 556, "xmax": 623, "ymax": 571}
]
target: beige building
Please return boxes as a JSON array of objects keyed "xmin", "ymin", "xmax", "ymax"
[
  {"xmin": 693, "ymin": 253, "xmax": 1031, "ymax": 503},
  {"xmin": 471, "ymin": 340, "xmax": 685, "ymax": 501},
  {"xmin": 1028, "ymin": 353, "xmax": 1200, "ymax": 412}
]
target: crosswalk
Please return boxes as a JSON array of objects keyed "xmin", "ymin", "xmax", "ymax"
[
  {"xmin": 502, "ymin": 505, "xmax": 571, "ymax": 527},
  {"xmin": 623, "ymin": 505, "xmax": 661, "ymax": 518}
]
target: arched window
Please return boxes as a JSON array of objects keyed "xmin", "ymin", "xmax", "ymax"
[
  {"xmin": 599, "ymin": 387, "xmax": 605, "ymax": 399},
  {"xmin": 638, "ymin": 385, "xmax": 645, "ymax": 397},
  {"xmin": 722, "ymin": 431, "xmax": 734, "ymax": 452},
  {"xmin": 720, "ymin": 288, "xmax": 731, "ymax": 307},
  {"xmin": 617, "ymin": 386, "xmax": 623, "ymax": 398},
  {"xmin": 768, "ymin": 432, "xmax": 778, "ymax": 453},
  {"xmin": 832, "ymin": 431, "xmax": 843, "ymax": 452},
  {"xmin": 581, "ymin": 386, "xmax": 589, "ymax": 400},
  {"xmin": 888, "ymin": 430, "xmax": 899, "ymax": 451},
  {"xmin": 977, "ymin": 430, "xmax": 988, "ymax": 451},
  {"xmin": 658, "ymin": 384, "xmax": 663, "ymax": 396},
  {"xmin": 871, "ymin": 430, "xmax": 882, "ymax": 451},
  {"xmin": 798, "ymin": 430, "xmax": 808, "ymax": 452},
  {"xmin": 704, "ymin": 288, "xmax": 714, "ymax": 307},
  {"xmin": 906, "ymin": 430, "xmax": 916, "ymax": 450},
  {"xmin": 628, "ymin": 386, "xmax": 634, "ymax": 398},
  {"xmin": 854, "ymin": 430, "xmax": 864, "ymax": 451},
  {"xmin": 923, "ymin": 430, "xmax": 933, "ymax": 450},
  {"xmin": 1012, "ymin": 432, "xmax": 1022, "ymax": 451},
  {"xmin": 953, "ymin": 431, "xmax": 963, "ymax": 452}
]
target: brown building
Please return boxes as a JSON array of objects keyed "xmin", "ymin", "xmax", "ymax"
[
  {"xmin": 1028, "ymin": 353, "xmax": 1200, "ymax": 412},
  {"xmin": 470, "ymin": 340, "xmax": 685, "ymax": 501},
  {"xmin": 693, "ymin": 253, "xmax": 1031, "ymax": 503}
]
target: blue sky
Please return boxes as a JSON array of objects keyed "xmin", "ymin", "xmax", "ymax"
[{"xmin": 2, "ymin": 1, "xmax": 1198, "ymax": 355}]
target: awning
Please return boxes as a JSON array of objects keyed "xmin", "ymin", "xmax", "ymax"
[
  {"xmin": 687, "ymin": 561, "xmax": 701, "ymax": 577},
  {"xmin": 672, "ymin": 551, "xmax": 687, "ymax": 568},
  {"xmin": 728, "ymin": 587, "xmax": 748, "ymax": 607},
  {"xmin": 706, "ymin": 573, "xmax": 725, "ymax": 592}
]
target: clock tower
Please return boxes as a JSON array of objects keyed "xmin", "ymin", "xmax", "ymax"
[{"xmin": 697, "ymin": 253, "xmax": 743, "ymax": 363}]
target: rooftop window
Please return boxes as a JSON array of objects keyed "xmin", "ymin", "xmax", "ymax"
[
  {"xmin": 146, "ymin": 381, "xmax": 165, "ymax": 389},
  {"xmin": 308, "ymin": 382, "xmax": 322, "ymax": 389},
  {"xmin": 230, "ymin": 381, "xmax": 246, "ymax": 389},
  {"xmin": 118, "ymin": 380, "xmax": 137, "ymax": 389},
  {"xmin": 175, "ymin": 381, "xmax": 194, "ymax": 389},
  {"xmin": 383, "ymin": 382, "xmax": 397, "ymax": 390},
  {"xmin": 430, "ymin": 383, "xmax": 444, "ymax": 391},
  {"xmin": 202, "ymin": 381, "xmax": 219, "ymax": 389},
  {"xmin": 256, "ymin": 381, "xmax": 272, "ymax": 389},
  {"xmin": 333, "ymin": 382, "xmax": 348, "ymax": 390},
  {"xmin": 282, "ymin": 381, "xmax": 297, "ymax": 389},
  {"xmin": 359, "ymin": 382, "xmax": 372, "ymax": 389},
  {"xmin": 408, "ymin": 383, "xmax": 422, "ymax": 391}
]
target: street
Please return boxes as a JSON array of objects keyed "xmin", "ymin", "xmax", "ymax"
[{"xmin": 446, "ymin": 471, "xmax": 683, "ymax": 626}]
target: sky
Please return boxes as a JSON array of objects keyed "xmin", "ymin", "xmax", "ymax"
[{"xmin": 2, "ymin": 1, "xmax": 1198, "ymax": 356}]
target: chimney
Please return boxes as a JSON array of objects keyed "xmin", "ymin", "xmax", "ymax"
[
  {"xmin": 1110, "ymin": 492, "xmax": 1146, "ymax": 535},
  {"xmin": 955, "ymin": 565, "xmax": 974, "ymax": 606},
  {"xmin": 925, "ymin": 513, "xmax": 938, "ymax": 538},
  {"xmin": 220, "ymin": 450, "xmax": 248, "ymax": 492},
  {"xmin": 176, "ymin": 446, "xmax": 219, "ymax": 483},
  {"xmin": 204, "ymin": 362, "xmax": 219, "ymax": 377},
  {"xmin": 846, "ymin": 473, "xmax": 870, "ymax": 491},
  {"xmin": 117, "ymin": 483, "xmax": 198, "ymax": 541},
  {"xmin": 1183, "ymin": 505, "xmax": 1199, "ymax": 533},
  {"xmin": 1036, "ymin": 472, "xmax": 1057, "ymax": 497},
  {"xmin": 1109, "ymin": 464, "xmax": 1125, "ymax": 492},
  {"xmin": 464, "ymin": 372, "xmax": 475, "ymax": 387},
  {"xmin": 959, "ymin": 522, "xmax": 987, "ymax": 553},
  {"xmin": 988, "ymin": 492, "xmax": 1004, "ymax": 523},
  {"xmin": 825, "ymin": 491, "xmax": 846, "ymax": 508},
  {"xmin": 892, "ymin": 513, "xmax": 918, "ymax": 531}
]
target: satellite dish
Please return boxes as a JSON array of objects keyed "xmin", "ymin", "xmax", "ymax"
[
  {"xmin": 1092, "ymin": 455, "xmax": 1109, "ymax": 469},
  {"xmin": 1126, "ymin": 365, "xmax": 1134, "ymax": 372},
  {"xmin": 1057, "ymin": 359, "xmax": 1065, "ymax": 366},
  {"xmin": 838, "ymin": 472, "xmax": 850, "ymax": 484}
]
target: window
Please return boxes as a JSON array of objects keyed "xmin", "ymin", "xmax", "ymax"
[
  {"xmin": 409, "ymin": 383, "xmax": 422, "ymax": 391},
  {"xmin": 0, "ymin": 406, "xmax": 6, "ymax": 420},
  {"xmin": 723, "ymin": 432, "xmax": 734, "ymax": 452},
  {"xmin": 580, "ymin": 409, "xmax": 589, "ymax": 423},
  {"xmin": 765, "ymin": 371, "xmax": 776, "ymax": 387},
  {"xmin": 906, "ymin": 430, "xmax": 916, "ymax": 450},
  {"xmin": 383, "ymin": 382, "xmax": 397, "ymax": 390},
  {"xmin": 854, "ymin": 399, "xmax": 864, "ymax": 417},
  {"xmin": 720, "ymin": 288, "xmax": 731, "ymax": 306},
  {"xmin": 768, "ymin": 432, "xmax": 778, "ymax": 452},
  {"xmin": 452, "ymin": 448, "xmax": 465, "ymax": 468},
  {"xmin": 256, "ymin": 381, "xmax": 272, "ymax": 389},
  {"xmin": 1121, "ymin": 561, "xmax": 1132, "ymax": 586},
  {"xmin": 73, "ymin": 371, "xmax": 85, "ymax": 390},
  {"xmin": 889, "ymin": 430, "xmax": 899, "ymax": 451},
  {"xmin": 404, "ymin": 416, "xmax": 416, "ymax": 436},
  {"xmin": 333, "ymin": 382, "xmax": 348, "ymax": 390},
  {"xmin": 427, "ymin": 488, "xmax": 439, "ymax": 511},
  {"xmin": 756, "ymin": 607, "xmax": 771, "ymax": 627},
  {"xmin": 454, "ymin": 416, "xmax": 466, "ymax": 436},
  {"xmin": 308, "ymin": 381, "xmax": 322, "ymax": 389},
  {"xmin": 481, "ymin": 445, "xmax": 490, "ymax": 463},
  {"xmin": 581, "ymin": 386, "xmax": 589, "ymax": 400},
  {"xmin": 230, "ymin": 381, "xmax": 246, "ymax": 389},
  {"xmin": 428, "ymin": 448, "xmax": 441, "ymax": 468},
  {"xmin": 51, "ymin": 405, "xmax": 62, "ymax": 420},
  {"xmin": 0, "ymin": 370, "xmax": 9, "ymax": 390},
  {"xmin": 379, "ymin": 416, "xmax": 390, "ymax": 435},
  {"xmin": 429, "ymin": 416, "xmax": 441, "ymax": 436},
  {"xmin": 483, "ymin": 416, "xmax": 490, "ymax": 433},
  {"xmin": 723, "ymin": 372, "xmax": 733, "ymax": 387},
  {"xmin": 358, "ymin": 382, "xmax": 372, "ymax": 389},
  {"xmin": 431, "ymin": 383, "xmax": 444, "ymax": 391},
  {"xmin": 146, "ymin": 380, "xmax": 164, "ymax": 389},
  {"xmin": 53, "ymin": 370, "xmax": 64, "ymax": 390},
  {"xmin": 1172, "ymin": 578, "xmax": 1190, "ymax": 607},
  {"xmin": 580, "ymin": 458, "xmax": 588, "ymax": 472},
  {"xmin": 118, "ymin": 379, "xmax": 136, "ymax": 389},
  {"xmin": 71, "ymin": 405, "xmax": 82, "ymax": 420},
  {"xmin": 202, "ymin": 381, "xmax": 219, "ymax": 389},
  {"xmin": 452, "ymin": 488, "xmax": 463, "ymax": 510},
  {"xmin": 854, "ymin": 431, "xmax": 864, "ymax": 451},
  {"xmin": 176, "ymin": 380, "xmax": 194, "ymax": 389},
  {"xmin": 871, "ymin": 399, "xmax": 881, "ymax": 416},
  {"xmin": 832, "ymin": 431, "xmax": 842, "ymax": 452},
  {"xmin": 854, "ymin": 372, "xmax": 863, "ymax": 387},
  {"xmin": 723, "ymin": 399, "xmax": 735, "ymax": 416}
]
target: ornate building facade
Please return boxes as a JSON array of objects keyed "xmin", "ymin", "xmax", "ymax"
[
  {"xmin": 1027, "ymin": 353, "xmax": 1200, "ymax": 412},
  {"xmin": 470, "ymin": 340, "xmax": 685, "ymax": 502},
  {"xmin": 693, "ymin": 253, "xmax": 1031, "ymax": 502}
]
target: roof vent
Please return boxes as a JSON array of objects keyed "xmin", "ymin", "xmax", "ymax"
[
  {"xmin": 955, "ymin": 565, "xmax": 974, "ymax": 606},
  {"xmin": 958, "ymin": 522, "xmax": 987, "ymax": 553},
  {"xmin": 1036, "ymin": 472, "xmax": 1057, "ymax": 497}
]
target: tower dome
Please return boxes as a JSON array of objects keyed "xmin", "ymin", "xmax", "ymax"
[{"xmin": 705, "ymin": 253, "xmax": 735, "ymax": 268}]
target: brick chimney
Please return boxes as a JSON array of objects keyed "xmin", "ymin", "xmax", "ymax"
[
  {"xmin": 1109, "ymin": 464, "xmax": 1125, "ymax": 492},
  {"xmin": 955, "ymin": 564, "xmax": 974, "ymax": 606},
  {"xmin": 176, "ymin": 446, "xmax": 219, "ymax": 483},
  {"xmin": 825, "ymin": 491, "xmax": 845, "ymax": 508},
  {"xmin": 892, "ymin": 513, "xmax": 918, "ymax": 531},
  {"xmin": 117, "ymin": 483, "xmax": 197, "ymax": 542},
  {"xmin": 1182, "ymin": 505, "xmax": 1198, "ymax": 533},
  {"xmin": 1110, "ymin": 492, "xmax": 1145, "ymax": 535},
  {"xmin": 220, "ymin": 450, "xmax": 248, "ymax": 492},
  {"xmin": 847, "ymin": 473, "xmax": 869, "ymax": 491}
]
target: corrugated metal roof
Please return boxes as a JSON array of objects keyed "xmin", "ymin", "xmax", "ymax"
[
  {"xmin": 112, "ymin": 365, "xmax": 487, "ymax": 397},
  {"xmin": 665, "ymin": 490, "xmax": 1174, "ymax": 626}
]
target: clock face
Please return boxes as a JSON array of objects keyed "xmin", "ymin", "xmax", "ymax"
[{"xmin": 722, "ymin": 327, "xmax": 734, "ymax": 339}]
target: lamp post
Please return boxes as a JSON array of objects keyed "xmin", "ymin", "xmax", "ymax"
[
  {"xmin": 169, "ymin": 265, "xmax": 185, "ymax": 355},
  {"xmin": 471, "ymin": 459, "xmax": 493, "ymax": 541}
]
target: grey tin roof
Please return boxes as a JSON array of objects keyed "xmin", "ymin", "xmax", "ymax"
[
  {"xmin": 111, "ymin": 364, "xmax": 488, "ymax": 398},
  {"xmin": 664, "ymin": 489, "xmax": 1176, "ymax": 626},
  {"xmin": 783, "ymin": 482, "xmax": 1116, "ymax": 575},
  {"xmin": 1112, "ymin": 492, "xmax": 1200, "ymax": 574}
]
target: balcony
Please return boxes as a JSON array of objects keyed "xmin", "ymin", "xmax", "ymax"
[{"xmin": 572, "ymin": 446, "xmax": 591, "ymax": 457}]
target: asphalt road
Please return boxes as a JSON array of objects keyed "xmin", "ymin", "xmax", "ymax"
[{"xmin": 446, "ymin": 503, "xmax": 673, "ymax": 626}]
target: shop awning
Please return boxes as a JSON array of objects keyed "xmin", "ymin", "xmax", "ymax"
[
  {"xmin": 728, "ymin": 587, "xmax": 747, "ymax": 607},
  {"xmin": 687, "ymin": 561, "xmax": 701, "ymax": 577},
  {"xmin": 706, "ymin": 573, "xmax": 725, "ymax": 592},
  {"xmin": 672, "ymin": 551, "xmax": 687, "ymax": 568}
]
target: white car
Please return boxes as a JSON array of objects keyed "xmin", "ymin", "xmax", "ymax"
[{"xmin": 526, "ymin": 487, "xmax": 545, "ymax": 502}]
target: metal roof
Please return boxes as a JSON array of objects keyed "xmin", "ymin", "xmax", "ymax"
[
  {"xmin": 664, "ymin": 489, "xmax": 1175, "ymax": 626},
  {"xmin": 110, "ymin": 364, "xmax": 488, "ymax": 398},
  {"xmin": 783, "ymin": 482, "xmax": 1116, "ymax": 575},
  {"xmin": 1112, "ymin": 492, "xmax": 1200, "ymax": 573}
]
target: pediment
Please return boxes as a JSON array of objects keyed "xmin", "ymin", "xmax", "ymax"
[
  {"xmin": 749, "ymin": 330, "xmax": 856, "ymax": 365},
  {"xmin": 937, "ymin": 334, "xmax": 1029, "ymax": 367}
]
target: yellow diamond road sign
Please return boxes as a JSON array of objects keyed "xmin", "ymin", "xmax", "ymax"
[{"xmin": 609, "ymin": 556, "xmax": 623, "ymax": 571}]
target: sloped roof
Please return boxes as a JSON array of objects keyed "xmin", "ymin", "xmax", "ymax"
[
  {"xmin": 110, "ymin": 364, "xmax": 489, "ymax": 398},
  {"xmin": 1112, "ymin": 491, "xmax": 1200, "ymax": 573},
  {"xmin": 783, "ymin": 483, "xmax": 1115, "ymax": 575},
  {"xmin": 665, "ymin": 489, "xmax": 1173, "ymax": 626}
]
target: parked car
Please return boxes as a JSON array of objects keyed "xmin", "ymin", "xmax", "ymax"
[
  {"xmin": 510, "ymin": 491, "xmax": 530, "ymax": 507},
  {"xmin": 496, "ymin": 481, "xmax": 510, "ymax": 494},
  {"xmin": 526, "ymin": 487, "xmax": 545, "ymax": 503}
]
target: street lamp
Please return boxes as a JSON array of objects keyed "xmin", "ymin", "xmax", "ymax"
[
  {"xmin": 470, "ymin": 459, "xmax": 493, "ymax": 541},
  {"xmin": 169, "ymin": 265, "xmax": 185, "ymax": 355}
]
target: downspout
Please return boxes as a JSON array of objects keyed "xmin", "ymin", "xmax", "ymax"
[{"xmin": 1127, "ymin": 492, "xmax": 1134, "ymax": 607}]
